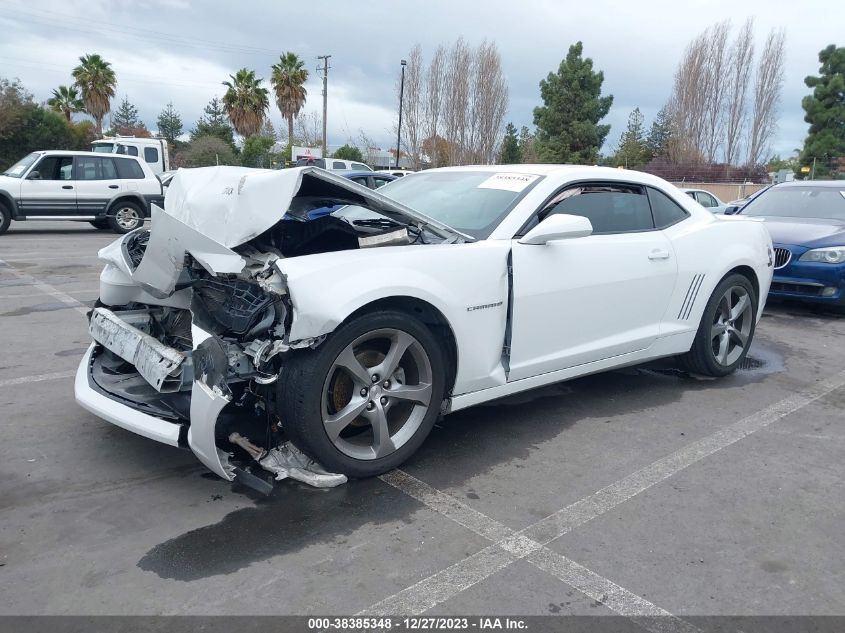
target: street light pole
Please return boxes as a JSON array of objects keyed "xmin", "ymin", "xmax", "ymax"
[{"xmin": 396, "ymin": 59, "xmax": 407, "ymax": 169}]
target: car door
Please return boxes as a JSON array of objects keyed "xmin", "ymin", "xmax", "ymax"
[
  {"xmin": 17, "ymin": 155, "xmax": 76, "ymax": 216},
  {"xmin": 507, "ymin": 182, "xmax": 678, "ymax": 381},
  {"xmin": 74, "ymin": 156, "xmax": 122, "ymax": 217}
]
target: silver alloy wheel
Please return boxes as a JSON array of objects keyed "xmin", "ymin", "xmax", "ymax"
[
  {"xmin": 710, "ymin": 285, "xmax": 753, "ymax": 366},
  {"xmin": 321, "ymin": 328, "xmax": 433, "ymax": 460},
  {"xmin": 115, "ymin": 206, "xmax": 141, "ymax": 230}
]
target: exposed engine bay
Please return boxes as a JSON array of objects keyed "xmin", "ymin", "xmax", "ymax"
[{"xmin": 82, "ymin": 166, "xmax": 466, "ymax": 490}]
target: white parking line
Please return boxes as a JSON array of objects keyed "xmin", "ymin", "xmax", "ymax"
[
  {"xmin": 373, "ymin": 471, "xmax": 695, "ymax": 633},
  {"xmin": 0, "ymin": 370, "xmax": 76, "ymax": 388},
  {"xmin": 0, "ymin": 289, "xmax": 99, "ymax": 300},
  {"xmin": 0, "ymin": 258, "xmax": 90, "ymax": 317},
  {"xmin": 365, "ymin": 368, "xmax": 845, "ymax": 620}
]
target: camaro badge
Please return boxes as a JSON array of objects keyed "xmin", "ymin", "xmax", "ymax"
[{"xmin": 467, "ymin": 301, "xmax": 503, "ymax": 312}]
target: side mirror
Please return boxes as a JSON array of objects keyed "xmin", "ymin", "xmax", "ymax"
[
  {"xmin": 724, "ymin": 205, "xmax": 739, "ymax": 215},
  {"xmin": 519, "ymin": 214, "xmax": 593, "ymax": 245},
  {"xmin": 27, "ymin": 170, "xmax": 41, "ymax": 180}
]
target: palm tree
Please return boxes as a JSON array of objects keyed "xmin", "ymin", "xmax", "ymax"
[
  {"xmin": 270, "ymin": 52, "xmax": 309, "ymax": 144},
  {"xmin": 71, "ymin": 54, "xmax": 116, "ymax": 136},
  {"xmin": 222, "ymin": 68, "xmax": 269, "ymax": 138},
  {"xmin": 47, "ymin": 85, "xmax": 84, "ymax": 122}
]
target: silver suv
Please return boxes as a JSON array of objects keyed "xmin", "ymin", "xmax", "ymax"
[{"xmin": 0, "ymin": 150, "xmax": 164, "ymax": 235}]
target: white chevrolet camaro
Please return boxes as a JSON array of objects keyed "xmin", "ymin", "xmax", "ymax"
[{"xmin": 75, "ymin": 165, "xmax": 774, "ymax": 486}]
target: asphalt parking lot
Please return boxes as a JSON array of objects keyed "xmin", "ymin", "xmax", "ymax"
[{"xmin": 1, "ymin": 221, "xmax": 844, "ymax": 624}]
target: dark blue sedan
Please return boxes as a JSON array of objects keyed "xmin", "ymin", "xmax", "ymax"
[
  {"xmin": 737, "ymin": 181, "xmax": 845, "ymax": 309},
  {"xmin": 303, "ymin": 171, "xmax": 397, "ymax": 220}
]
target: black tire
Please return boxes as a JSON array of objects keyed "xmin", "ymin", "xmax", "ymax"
[
  {"xmin": 277, "ymin": 310, "xmax": 447, "ymax": 478},
  {"xmin": 89, "ymin": 219, "xmax": 110, "ymax": 230},
  {"xmin": 682, "ymin": 273, "xmax": 757, "ymax": 377},
  {"xmin": 0, "ymin": 204, "xmax": 11, "ymax": 235},
  {"xmin": 107, "ymin": 201, "xmax": 145, "ymax": 234}
]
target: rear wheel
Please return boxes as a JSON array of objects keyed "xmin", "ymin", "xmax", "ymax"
[
  {"xmin": 278, "ymin": 311, "xmax": 447, "ymax": 478},
  {"xmin": 108, "ymin": 202, "xmax": 144, "ymax": 233},
  {"xmin": 683, "ymin": 273, "xmax": 757, "ymax": 377},
  {"xmin": 0, "ymin": 204, "xmax": 11, "ymax": 235}
]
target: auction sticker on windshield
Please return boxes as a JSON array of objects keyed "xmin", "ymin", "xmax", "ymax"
[{"xmin": 477, "ymin": 173, "xmax": 539, "ymax": 192}]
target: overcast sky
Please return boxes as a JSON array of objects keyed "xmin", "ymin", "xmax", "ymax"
[{"xmin": 0, "ymin": 0, "xmax": 839, "ymax": 158}]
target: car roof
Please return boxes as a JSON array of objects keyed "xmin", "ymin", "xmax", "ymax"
[
  {"xmin": 774, "ymin": 180, "xmax": 845, "ymax": 189},
  {"xmin": 33, "ymin": 150, "xmax": 140, "ymax": 158},
  {"xmin": 424, "ymin": 164, "xmax": 679, "ymax": 188}
]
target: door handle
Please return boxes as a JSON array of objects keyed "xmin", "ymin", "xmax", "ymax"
[
  {"xmin": 62, "ymin": 185, "xmax": 73, "ymax": 190},
  {"xmin": 648, "ymin": 249, "xmax": 671, "ymax": 260},
  {"xmin": 108, "ymin": 184, "xmax": 119, "ymax": 189}
]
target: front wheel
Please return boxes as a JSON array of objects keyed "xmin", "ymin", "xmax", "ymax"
[
  {"xmin": 277, "ymin": 311, "xmax": 447, "ymax": 478},
  {"xmin": 682, "ymin": 273, "xmax": 757, "ymax": 377},
  {"xmin": 0, "ymin": 205, "xmax": 11, "ymax": 235},
  {"xmin": 108, "ymin": 202, "xmax": 145, "ymax": 234}
]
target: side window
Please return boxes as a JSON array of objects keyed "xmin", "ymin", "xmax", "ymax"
[
  {"xmin": 101, "ymin": 158, "xmax": 118, "ymax": 180},
  {"xmin": 372, "ymin": 177, "xmax": 391, "ymax": 188},
  {"xmin": 351, "ymin": 163, "xmax": 368, "ymax": 171},
  {"xmin": 684, "ymin": 191, "xmax": 696, "ymax": 201},
  {"xmin": 144, "ymin": 147, "xmax": 159, "ymax": 164},
  {"xmin": 695, "ymin": 191, "xmax": 716, "ymax": 208},
  {"xmin": 351, "ymin": 176, "xmax": 371, "ymax": 187},
  {"xmin": 332, "ymin": 161, "xmax": 346, "ymax": 169},
  {"xmin": 648, "ymin": 187, "xmax": 690, "ymax": 228},
  {"xmin": 543, "ymin": 184, "xmax": 654, "ymax": 234},
  {"xmin": 75, "ymin": 157, "xmax": 103, "ymax": 180},
  {"xmin": 32, "ymin": 156, "xmax": 73, "ymax": 180},
  {"xmin": 114, "ymin": 157, "xmax": 144, "ymax": 180}
]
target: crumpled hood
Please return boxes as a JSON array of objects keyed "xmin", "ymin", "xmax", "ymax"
[{"xmin": 163, "ymin": 165, "xmax": 465, "ymax": 248}]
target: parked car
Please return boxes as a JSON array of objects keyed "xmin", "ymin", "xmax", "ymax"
[
  {"xmin": 91, "ymin": 136, "xmax": 170, "ymax": 175},
  {"xmin": 734, "ymin": 180, "xmax": 845, "ymax": 310},
  {"xmin": 294, "ymin": 157, "xmax": 372, "ymax": 171},
  {"xmin": 75, "ymin": 165, "xmax": 772, "ymax": 485},
  {"xmin": 724, "ymin": 185, "xmax": 773, "ymax": 215},
  {"xmin": 378, "ymin": 169, "xmax": 416, "ymax": 178},
  {"xmin": 0, "ymin": 150, "xmax": 164, "ymax": 235},
  {"xmin": 681, "ymin": 188, "xmax": 727, "ymax": 214},
  {"xmin": 297, "ymin": 171, "xmax": 397, "ymax": 220}
]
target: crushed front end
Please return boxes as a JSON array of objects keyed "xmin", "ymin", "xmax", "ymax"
[{"xmin": 74, "ymin": 166, "xmax": 457, "ymax": 486}]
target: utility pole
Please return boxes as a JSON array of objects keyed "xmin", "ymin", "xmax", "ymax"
[
  {"xmin": 396, "ymin": 59, "xmax": 407, "ymax": 169},
  {"xmin": 317, "ymin": 55, "xmax": 331, "ymax": 158}
]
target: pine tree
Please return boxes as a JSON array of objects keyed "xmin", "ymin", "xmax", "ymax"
[
  {"xmin": 499, "ymin": 123, "xmax": 521, "ymax": 163},
  {"xmin": 533, "ymin": 42, "xmax": 613, "ymax": 164},
  {"xmin": 646, "ymin": 105, "xmax": 673, "ymax": 159},
  {"xmin": 614, "ymin": 108, "xmax": 650, "ymax": 168},
  {"xmin": 798, "ymin": 45, "xmax": 845, "ymax": 179},
  {"xmin": 191, "ymin": 97, "xmax": 236, "ymax": 149},
  {"xmin": 110, "ymin": 96, "xmax": 143, "ymax": 134},
  {"xmin": 156, "ymin": 102, "xmax": 183, "ymax": 144}
]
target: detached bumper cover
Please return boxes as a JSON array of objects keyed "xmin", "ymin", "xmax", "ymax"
[{"xmin": 75, "ymin": 345, "xmax": 182, "ymax": 447}]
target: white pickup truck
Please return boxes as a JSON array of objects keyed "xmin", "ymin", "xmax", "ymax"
[{"xmin": 91, "ymin": 136, "xmax": 170, "ymax": 176}]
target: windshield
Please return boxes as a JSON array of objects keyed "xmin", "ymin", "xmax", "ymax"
[
  {"xmin": 91, "ymin": 143, "xmax": 114, "ymax": 153},
  {"xmin": 742, "ymin": 186, "xmax": 845, "ymax": 222},
  {"xmin": 2, "ymin": 152, "xmax": 40, "ymax": 178},
  {"xmin": 376, "ymin": 170, "xmax": 542, "ymax": 239}
]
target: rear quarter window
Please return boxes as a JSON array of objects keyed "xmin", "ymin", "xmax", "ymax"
[
  {"xmin": 648, "ymin": 187, "xmax": 690, "ymax": 228},
  {"xmin": 144, "ymin": 147, "xmax": 159, "ymax": 164},
  {"xmin": 115, "ymin": 158, "xmax": 145, "ymax": 180}
]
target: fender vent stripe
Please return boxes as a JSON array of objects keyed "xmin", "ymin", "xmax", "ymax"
[{"xmin": 678, "ymin": 274, "xmax": 705, "ymax": 320}]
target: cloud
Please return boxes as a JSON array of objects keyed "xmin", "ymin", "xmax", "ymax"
[{"xmin": 0, "ymin": 0, "xmax": 839, "ymax": 158}]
